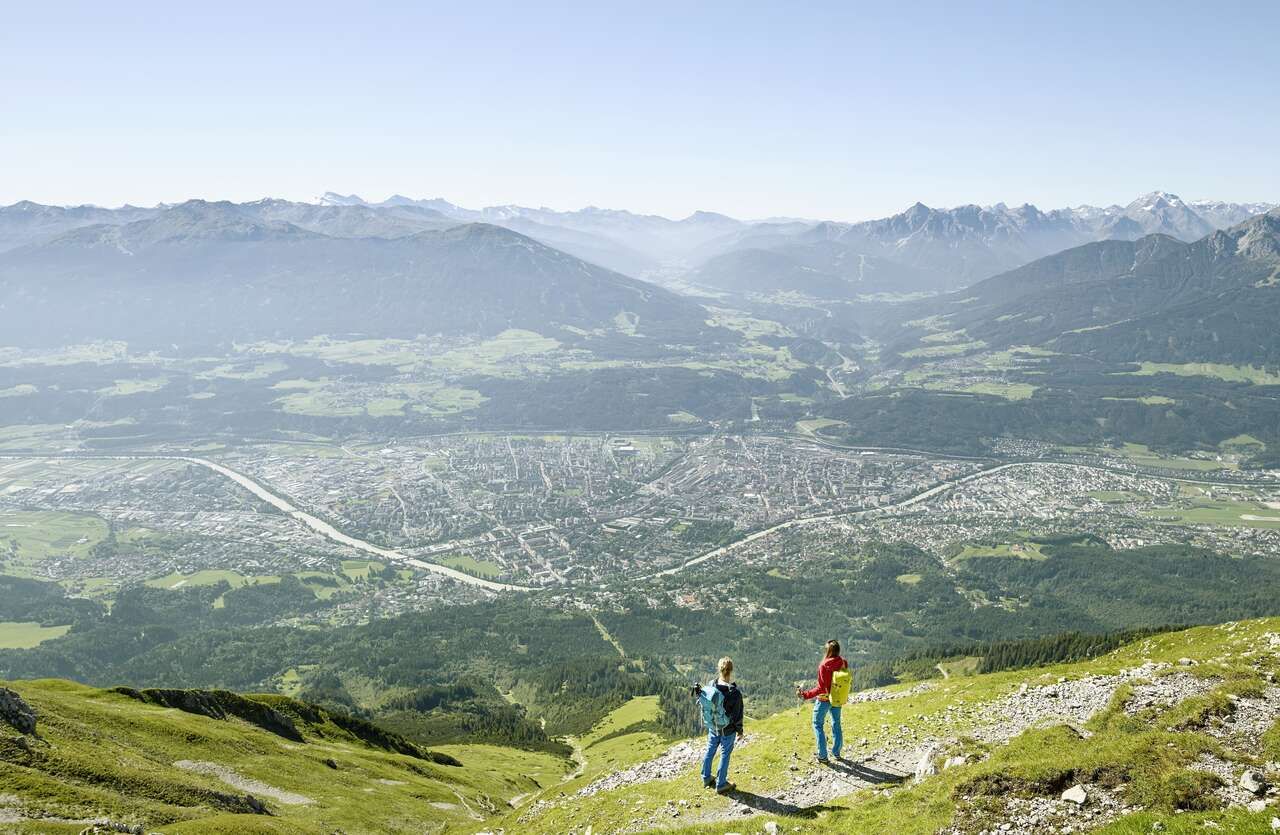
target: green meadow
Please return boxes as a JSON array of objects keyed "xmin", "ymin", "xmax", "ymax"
[
  {"xmin": 1125, "ymin": 362, "xmax": 1280, "ymax": 385},
  {"xmin": 0, "ymin": 510, "xmax": 109, "ymax": 577},
  {"xmin": 0, "ymin": 621, "xmax": 72, "ymax": 648}
]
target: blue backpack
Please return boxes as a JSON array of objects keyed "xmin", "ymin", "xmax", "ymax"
[{"xmin": 698, "ymin": 682, "xmax": 730, "ymax": 733}]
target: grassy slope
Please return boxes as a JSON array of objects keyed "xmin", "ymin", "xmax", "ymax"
[
  {"xmin": 573, "ymin": 695, "xmax": 670, "ymax": 784},
  {"xmin": 0, "ymin": 679, "xmax": 568, "ymax": 834},
  {"xmin": 4, "ymin": 620, "xmax": 1280, "ymax": 833},
  {"xmin": 497, "ymin": 618, "xmax": 1280, "ymax": 834}
]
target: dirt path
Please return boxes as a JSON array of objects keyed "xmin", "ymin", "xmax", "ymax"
[
  {"xmin": 508, "ymin": 790, "xmax": 537, "ymax": 808},
  {"xmin": 549, "ymin": 662, "xmax": 1200, "ymax": 830},
  {"xmin": 175, "ymin": 760, "xmax": 312, "ymax": 805},
  {"xmin": 447, "ymin": 787, "xmax": 484, "ymax": 820},
  {"xmin": 563, "ymin": 739, "xmax": 587, "ymax": 783},
  {"xmin": 591, "ymin": 614, "xmax": 626, "ymax": 658}
]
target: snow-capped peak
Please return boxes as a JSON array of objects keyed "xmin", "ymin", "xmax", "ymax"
[
  {"xmin": 1132, "ymin": 191, "xmax": 1186, "ymax": 211},
  {"xmin": 317, "ymin": 192, "xmax": 367, "ymax": 207}
]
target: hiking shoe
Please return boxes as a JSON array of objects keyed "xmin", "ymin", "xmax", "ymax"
[
  {"xmin": 816, "ymin": 757, "xmax": 831, "ymax": 765},
  {"xmin": 702, "ymin": 777, "xmax": 715, "ymax": 789},
  {"xmin": 715, "ymin": 782, "xmax": 736, "ymax": 794}
]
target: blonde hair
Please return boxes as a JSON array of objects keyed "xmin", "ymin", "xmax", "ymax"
[{"xmin": 717, "ymin": 657, "xmax": 734, "ymax": 680}]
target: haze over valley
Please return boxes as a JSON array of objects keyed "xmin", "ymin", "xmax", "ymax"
[{"xmin": 4, "ymin": 188, "xmax": 1280, "ymax": 687}]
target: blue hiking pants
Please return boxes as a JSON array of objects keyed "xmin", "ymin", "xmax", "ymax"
[
  {"xmin": 813, "ymin": 699, "xmax": 842, "ymax": 760},
  {"xmin": 701, "ymin": 731, "xmax": 736, "ymax": 788}
]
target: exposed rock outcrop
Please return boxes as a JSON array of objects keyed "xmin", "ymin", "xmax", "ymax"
[
  {"xmin": 0, "ymin": 688, "xmax": 37, "ymax": 735},
  {"xmin": 112, "ymin": 687, "xmax": 303, "ymax": 742}
]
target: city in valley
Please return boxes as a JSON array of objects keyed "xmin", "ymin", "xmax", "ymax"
[{"xmin": 4, "ymin": 429, "xmax": 1277, "ymax": 624}]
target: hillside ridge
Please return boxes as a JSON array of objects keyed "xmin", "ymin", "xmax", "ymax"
[
  {"xmin": 0, "ymin": 678, "xmax": 561, "ymax": 833},
  {"xmin": 501, "ymin": 619, "xmax": 1280, "ymax": 834},
  {"xmin": 5, "ymin": 619, "xmax": 1280, "ymax": 832},
  {"xmin": 0, "ymin": 202, "xmax": 714, "ymax": 348}
]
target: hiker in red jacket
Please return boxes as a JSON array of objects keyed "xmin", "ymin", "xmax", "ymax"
[{"xmin": 795, "ymin": 639, "xmax": 848, "ymax": 763}]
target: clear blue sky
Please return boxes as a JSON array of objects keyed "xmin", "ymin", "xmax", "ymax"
[{"xmin": 2, "ymin": 1, "xmax": 1276, "ymax": 220}]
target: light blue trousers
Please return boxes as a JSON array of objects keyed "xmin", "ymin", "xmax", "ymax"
[
  {"xmin": 701, "ymin": 731, "xmax": 736, "ymax": 788},
  {"xmin": 813, "ymin": 700, "xmax": 842, "ymax": 760}
]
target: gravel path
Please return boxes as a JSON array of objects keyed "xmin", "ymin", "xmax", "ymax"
[
  {"xmin": 521, "ymin": 652, "xmax": 1280, "ymax": 833},
  {"xmin": 175, "ymin": 760, "xmax": 313, "ymax": 805}
]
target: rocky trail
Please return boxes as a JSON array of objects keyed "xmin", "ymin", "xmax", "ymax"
[
  {"xmin": 576, "ymin": 666, "xmax": 1148, "ymax": 830},
  {"xmin": 515, "ymin": 642, "xmax": 1280, "ymax": 834}
]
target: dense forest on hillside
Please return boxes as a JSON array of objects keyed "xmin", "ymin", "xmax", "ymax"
[
  {"xmin": 0, "ymin": 358, "xmax": 767, "ymax": 441},
  {"xmin": 827, "ymin": 363, "xmax": 1280, "ymax": 455}
]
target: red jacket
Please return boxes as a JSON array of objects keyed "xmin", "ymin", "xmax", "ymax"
[{"xmin": 801, "ymin": 655, "xmax": 848, "ymax": 701}]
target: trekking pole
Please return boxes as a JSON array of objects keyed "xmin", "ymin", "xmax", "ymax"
[{"xmin": 691, "ymin": 681, "xmax": 701, "ymax": 737}]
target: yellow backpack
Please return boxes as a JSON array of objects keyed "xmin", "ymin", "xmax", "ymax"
[{"xmin": 829, "ymin": 667, "xmax": 852, "ymax": 707}]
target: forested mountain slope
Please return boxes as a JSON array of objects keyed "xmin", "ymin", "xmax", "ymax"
[
  {"xmin": 0, "ymin": 201, "xmax": 714, "ymax": 348},
  {"xmin": 885, "ymin": 211, "xmax": 1280, "ymax": 366},
  {"xmin": 691, "ymin": 194, "xmax": 1276, "ymax": 298}
]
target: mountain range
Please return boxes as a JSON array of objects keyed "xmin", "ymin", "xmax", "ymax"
[
  {"xmin": 321, "ymin": 192, "xmax": 743, "ymax": 276},
  {"xmin": 1, "ymin": 192, "xmax": 1275, "ymax": 357},
  {"xmin": 884, "ymin": 209, "xmax": 1280, "ymax": 367},
  {"xmin": 0, "ymin": 201, "xmax": 156, "ymax": 253},
  {"xmin": 319, "ymin": 191, "xmax": 1280, "ymax": 294},
  {"xmin": 0, "ymin": 201, "xmax": 711, "ymax": 348},
  {"xmin": 692, "ymin": 192, "xmax": 1277, "ymax": 297},
  {"xmin": 2, "ymin": 193, "xmax": 1271, "ymax": 299}
]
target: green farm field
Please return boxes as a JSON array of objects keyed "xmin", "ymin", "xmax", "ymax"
[
  {"xmin": 954, "ymin": 540, "xmax": 1048, "ymax": 561},
  {"xmin": 1125, "ymin": 362, "xmax": 1280, "ymax": 386},
  {"xmin": 0, "ymin": 621, "xmax": 72, "ymax": 648},
  {"xmin": 436, "ymin": 553, "xmax": 504, "ymax": 580},
  {"xmin": 0, "ymin": 510, "xmax": 109, "ymax": 577}
]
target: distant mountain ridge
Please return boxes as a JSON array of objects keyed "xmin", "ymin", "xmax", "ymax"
[
  {"xmin": 0, "ymin": 200, "xmax": 156, "ymax": 253},
  {"xmin": 319, "ymin": 192, "xmax": 744, "ymax": 273},
  {"xmin": 318, "ymin": 191, "xmax": 1277, "ymax": 296},
  {"xmin": 0, "ymin": 200, "xmax": 714, "ymax": 348},
  {"xmin": 696, "ymin": 191, "xmax": 1276, "ymax": 297},
  {"xmin": 885, "ymin": 209, "xmax": 1280, "ymax": 367},
  {"xmin": 1, "ymin": 192, "xmax": 1273, "ymax": 295}
]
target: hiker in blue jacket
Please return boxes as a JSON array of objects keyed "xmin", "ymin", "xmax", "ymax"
[{"xmin": 690, "ymin": 656, "xmax": 744, "ymax": 793}]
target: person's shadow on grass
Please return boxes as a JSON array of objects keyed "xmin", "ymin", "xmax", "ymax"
[
  {"xmin": 723, "ymin": 789, "xmax": 837, "ymax": 818},
  {"xmin": 827, "ymin": 758, "xmax": 910, "ymax": 785}
]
